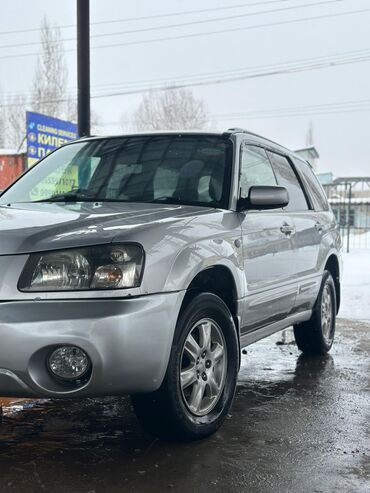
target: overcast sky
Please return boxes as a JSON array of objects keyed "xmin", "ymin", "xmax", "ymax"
[{"xmin": 1, "ymin": 0, "xmax": 370, "ymax": 176}]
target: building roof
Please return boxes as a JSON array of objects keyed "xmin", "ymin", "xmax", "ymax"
[
  {"xmin": 329, "ymin": 197, "xmax": 370, "ymax": 205},
  {"xmin": 294, "ymin": 146, "xmax": 320, "ymax": 159},
  {"xmin": 332, "ymin": 177, "xmax": 370, "ymax": 184},
  {"xmin": 0, "ymin": 149, "xmax": 19, "ymax": 156}
]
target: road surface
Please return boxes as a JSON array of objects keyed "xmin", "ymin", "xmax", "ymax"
[{"xmin": 0, "ymin": 318, "xmax": 369, "ymax": 492}]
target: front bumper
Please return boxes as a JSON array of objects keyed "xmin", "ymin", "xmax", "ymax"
[{"xmin": 0, "ymin": 292, "xmax": 185, "ymax": 398}]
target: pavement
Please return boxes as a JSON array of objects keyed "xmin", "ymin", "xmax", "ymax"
[{"xmin": 0, "ymin": 318, "xmax": 369, "ymax": 493}]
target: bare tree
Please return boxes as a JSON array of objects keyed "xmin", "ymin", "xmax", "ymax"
[
  {"xmin": 132, "ymin": 88, "xmax": 209, "ymax": 131},
  {"xmin": 0, "ymin": 119, "xmax": 4, "ymax": 149},
  {"xmin": 31, "ymin": 17, "xmax": 69, "ymax": 119},
  {"xmin": 0, "ymin": 92, "xmax": 5, "ymax": 148},
  {"xmin": 1, "ymin": 17, "xmax": 98, "ymax": 150},
  {"xmin": 3, "ymin": 94, "xmax": 28, "ymax": 150}
]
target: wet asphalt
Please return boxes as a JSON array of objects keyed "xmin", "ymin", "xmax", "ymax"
[{"xmin": 0, "ymin": 318, "xmax": 369, "ymax": 493}]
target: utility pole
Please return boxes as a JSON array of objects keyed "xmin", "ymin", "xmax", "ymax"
[
  {"xmin": 77, "ymin": 0, "xmax": 90, "ymax": 137},
  {"xmin": 346, "ymin": 182, "xmax": 352, "ymax": 253}
]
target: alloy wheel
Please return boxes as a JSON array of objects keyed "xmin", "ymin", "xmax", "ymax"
[
  {"xmin": 321, "ymin": 283, "xmax": 333, "ymax": 343},
  {"xmin": 180, "ymin": 318, "xmax": 227, "ymax": 416}
]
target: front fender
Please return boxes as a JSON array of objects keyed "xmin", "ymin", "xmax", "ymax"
[{"xmin": 164, "ymin": 236, "xmax": 245, "ymax": 298}]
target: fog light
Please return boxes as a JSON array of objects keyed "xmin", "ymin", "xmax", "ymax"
[{"xmin": 48, "ymin": 346, "xmax": 90, "ymax": 381}]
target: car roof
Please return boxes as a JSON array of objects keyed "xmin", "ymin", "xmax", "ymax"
[{"xmin": 73, "ymin": 128, "xmax": 299, "ymax": 160}]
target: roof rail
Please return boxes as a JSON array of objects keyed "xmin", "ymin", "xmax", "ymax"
[
  {"xmin": 227, "ymin": 127, "xmax": 248, "ymax": 133},
  {"xmin": 225, "ymin": 127, "xmax": 290, "ymax": 151}
]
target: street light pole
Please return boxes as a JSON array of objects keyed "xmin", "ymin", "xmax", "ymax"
[{"xmin": 77, "ymin": 0, "xmax": 90, "ymax": 137}]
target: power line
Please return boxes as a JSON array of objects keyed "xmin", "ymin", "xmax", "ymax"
[
  {"xmin": 90, "ymin": 48, "xmax": 370, "ymax": 92},
  {"xmin": 82, "ymin": 51, "xmax": 370, "ymax": 99},
  {"xmin": 90, "ymin": 6, "xmax": 370, "ymax": 52},
  {"xmin": 0, "ymin": 0, "xmax": 347, "ymax": 51},
  {"xmin": 216, "ymin": 106, "xmax": 370, "ymax": 120},
  {"xmin": 1, "ymin": 48, "xmax": 370, "ymax": 107},
  {"xmin": 102, "ymin": 99, "xmax": 370, "ymax": 127},
  {"xmin": 1, "ymin": 5, "xmax": 369, "ymax": 61},
  {"xmin": 0, "ymin": 0, "xmax": 294, "ymax": 36},
  {"xmin": 213, "ymin": 99, "xmax": 370, "ymax": 117},
  {"xmin": 3, "ymin": 47, "xmax": 368, "ymax": 99}
]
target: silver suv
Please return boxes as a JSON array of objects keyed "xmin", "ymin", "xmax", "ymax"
[{"xmin": 0, "ymin": 129, "xmax": 341, "ymax": 440}]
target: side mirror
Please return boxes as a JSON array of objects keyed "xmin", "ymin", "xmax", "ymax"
[{"xmin": 238, "ymin": 185, "xmax": 289, "ymax": 211}]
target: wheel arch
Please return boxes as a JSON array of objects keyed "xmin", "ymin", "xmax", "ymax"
[
  {"xmin": 177, "ymin": 266, "xmax": 241, "ymax": 369},
  {"xmin": 177, "ymin": 265, "xmax": 241, "ymax": 353},
  {"xmin": 324, "ymin": 254, "xmax": 341, "ymax": 313}
]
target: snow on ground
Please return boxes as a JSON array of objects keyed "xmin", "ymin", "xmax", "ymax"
[
  {"xmin": 339, "ymin": 248, "xmax": 370, "ymax": 320},
  {"xmin": 343, "ymin": 231, "xmax": 370, "ymax": 251}
]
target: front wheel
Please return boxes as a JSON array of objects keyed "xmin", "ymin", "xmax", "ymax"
[
  {"xmin": 131, "ymin": 293, "xmax": 239, "ymax": 441},
  {"xmin": 294, "ymin": 270, "xmax": 337, "ymax": 355}
]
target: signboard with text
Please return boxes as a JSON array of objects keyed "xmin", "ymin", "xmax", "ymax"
[{"xmin": 26, "ymin": 111, "xmax": 78, "ymax": 168}]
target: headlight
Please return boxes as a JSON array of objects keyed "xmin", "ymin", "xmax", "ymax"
[{"xmin": 18, "ymin": 244, "xmax": 144, "ymax": 291}]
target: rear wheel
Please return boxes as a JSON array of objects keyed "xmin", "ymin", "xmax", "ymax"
[
  {"xmin": 294, "ymin": 270, "xmax": 337, "ymax": 354},
  {"xmin": 131, "ymin": 293, "xmax": 239, "ymax": 441}
]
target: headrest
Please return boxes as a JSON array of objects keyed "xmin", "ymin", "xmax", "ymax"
[{"xmin": 179, "ymin": 160, "xmax": 204, "ymax": 179}]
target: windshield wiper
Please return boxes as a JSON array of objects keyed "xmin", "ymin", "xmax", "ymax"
[
  {"xmin": 35, "ymin": 189, "xmax": 96, "ymax": 203},
  {"xmin": 148, "ymin": 196, "xmax": 214, "ymax": 207},
  {"xmin": 34, "ymin": 195, "xmax": 141, "ymax": 204},
  {"xmin": 149, "ymin": 196, "xmax": 182, "ymax": 205}
]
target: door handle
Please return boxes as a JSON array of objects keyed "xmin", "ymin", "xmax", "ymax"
[
  {"xmin": 315, "ymin": 221, "xmax": 323, "ymax": 233},
  {"xmin": 280, "ymin": 223, "xmax": 295, "ymax": 236}
]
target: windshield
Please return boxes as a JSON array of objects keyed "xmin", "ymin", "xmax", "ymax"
[{"xmin": 0, "ymin": 135, "xmax": 233, "ymax": 208}]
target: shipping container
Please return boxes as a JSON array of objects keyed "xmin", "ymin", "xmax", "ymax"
[{"xmin": 0, "ymin": 151, "xmax": 26, "ymax": 191}]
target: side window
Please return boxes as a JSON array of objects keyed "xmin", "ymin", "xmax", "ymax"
[
  {"xmin": 240, "ymin": 144, "xmax": 277, "ymax": 198},
  {"xmin": 293, "ymin": 158, "xmax": 329, "ymax": 211},
  {"xmin": 267, "ymin": 152, "xmax": 308, "ymax": 211}
]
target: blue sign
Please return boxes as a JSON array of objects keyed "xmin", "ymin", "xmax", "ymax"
[{"xmin": 26, "ymin": 111, "xmax": 78, "ymax": 168}]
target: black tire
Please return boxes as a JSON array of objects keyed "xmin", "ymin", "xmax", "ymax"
[
  {"xmin": 131, "ymin": 293, "xmax": 239, "ymax": 441},
  {"xmin": 293, "ymin": 270, "xmax": 337, "ymax": 355}
]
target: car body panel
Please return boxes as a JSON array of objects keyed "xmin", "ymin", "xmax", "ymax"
[
  {"xmin": 239, "ymin": 210, "xmax": 298, "ymax": 331},
  {"xmin": 0, "ymin": 130, "xmax": 342, "ymax": 398},
  {"xmin": 0, "ymin": 203, "xmax": 244, "ymax": 301},
  {"xmin": 0, "ymin": 292, "xmax": 185, "ymax": 397}
]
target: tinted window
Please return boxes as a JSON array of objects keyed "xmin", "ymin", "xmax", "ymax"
[
  {"xmin": 240, "ymin": 144, "xmax": 277, "ymax": 198},
  {"xmin": 1, "ymin": 135, "xmax": 233, "ymax": 208},
  {"xmin": 293, "ymin": 158, "xmax": 329, "ymax": 211},
  {"xmin": 267, "ymin": 152, "xmax": 308, "ymax": 211}
]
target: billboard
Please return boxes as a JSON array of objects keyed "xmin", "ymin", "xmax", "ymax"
[{"xmin": 26, "ymin": 111, "xmax": 78, "ymax": 168}]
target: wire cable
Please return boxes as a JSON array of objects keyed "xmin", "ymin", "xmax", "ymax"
[
  {"xmin": 0, "ymin": 0, "xmax": 347, "ymax": 51},
  {"xmin": 0, "ymin": 0, "xmax": 294, "ymax": 36},
  {"xmin": 1, "ymin": 49, "xmax": 370, "ymax": 107},
  {"xmin": 1, "ymin": 5, "xmax": 369, "ymax": 60},
  {"xmin": 2, "ymin": 47, "xmax": 369, "ymax": 99},
  {"xmin": 101, "ymin": 99, "xmax": 370, "ymax": 127}
]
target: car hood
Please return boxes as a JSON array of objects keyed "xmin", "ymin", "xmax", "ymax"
[{"xmin": 0, "ymin": 202, "xmax": 209, "ymax": 255}]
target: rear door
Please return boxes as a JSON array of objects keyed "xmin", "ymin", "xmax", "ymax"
[
  {"xmin": 267, "ymin": 152, "xmax": 322, "ymax": 314},
  {"xmin": 239, "ymin": 143, "xmax": 297, "ymax": 332},
  {"xmin": 292, "ymin": 157, "xmax": 334, "ymax": 310}
]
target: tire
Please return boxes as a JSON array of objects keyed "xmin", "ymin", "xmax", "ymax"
[
  {"xmin": 293, "ymin": 270, "xmax": 337, "ymax": 355},
  {"xmin": 131, "ymin": 293, "xmax": 239, "ymax": 441}
]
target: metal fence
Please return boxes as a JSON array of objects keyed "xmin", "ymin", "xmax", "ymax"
[{"xmin": 323, "ymin": 177, "xmax": 370, "ymax": 252}]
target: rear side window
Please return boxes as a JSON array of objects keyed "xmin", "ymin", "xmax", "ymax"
[
  {"xmin": 240, "ymin": 144, "xmax": 277, "ymax": 198},
  {"xmin": 267, "ymin": 151, "xmax": 308, "ymax": 211},
  {"xmin": 293, "ymin": 158, "xmax": 329, "ymax": 211}
]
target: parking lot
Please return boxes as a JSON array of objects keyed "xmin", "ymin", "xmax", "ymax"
[{"xmin": 0, "ymin": 318, "xmax": 368, "ymax": 493}]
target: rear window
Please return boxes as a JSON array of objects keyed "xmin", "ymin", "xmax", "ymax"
[
  {"xmin": 293, "ymin": 158, "xmax": 329, "ymax": 211},
  {"xmin": 267, "ymin": 151, "xmax": 309, "ymax": 211}
]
